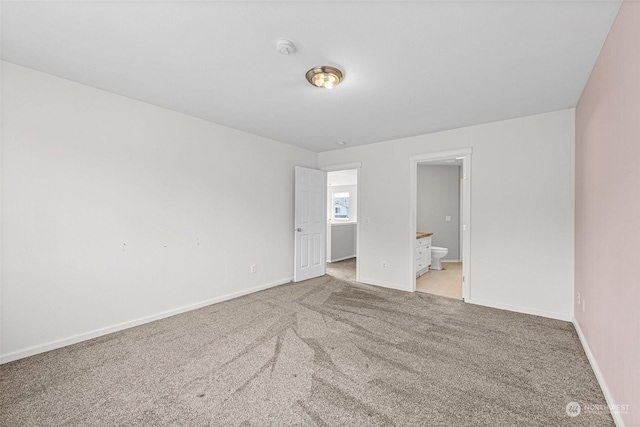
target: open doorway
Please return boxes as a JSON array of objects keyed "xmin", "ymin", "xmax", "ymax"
[
  {"xmin": 410, "ymin": 149, "xmax": 471, "ymax": 300},
  {"xmin": 323, "ymin": 165, "xmax": 360, "ymax": 282},
  {"xmin": 415, "ymin": 161, "xmax": 463, "ymax": 299}
]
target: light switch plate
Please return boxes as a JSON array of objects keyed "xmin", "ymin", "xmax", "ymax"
[{"xmin": 446, "ymin": 216, "xmax": 451, "ymax": 221}]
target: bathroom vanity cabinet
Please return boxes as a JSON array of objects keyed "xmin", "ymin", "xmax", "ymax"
[{"xmin": 416, "ymin": 233, "xmax": 432, "ymax": 277}]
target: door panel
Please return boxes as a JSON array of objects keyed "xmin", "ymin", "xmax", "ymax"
[
  {"xmin": 300, "ymin": 235, "xmax": 309, "ymax": 268},
  {"xmin": 313, "ymin": 234, "xmax": 322, "ymax": 265},
  {"xmin": 294, "ymin": 167, "xmax": 327, "ymax": 282}
]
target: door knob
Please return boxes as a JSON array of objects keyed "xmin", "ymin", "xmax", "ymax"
[{"xmin": 296, "ymin": 228, "xmax": 302, "ymax": 232}]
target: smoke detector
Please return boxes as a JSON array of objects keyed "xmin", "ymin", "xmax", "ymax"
[{"xmin": 276, "ymin": 39, "xmax": 295, "ymax": 55}]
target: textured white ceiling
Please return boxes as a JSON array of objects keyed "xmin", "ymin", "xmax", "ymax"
[{"xmin": 1, "ymin": 1, "xmax": 621, "ymax": 152}]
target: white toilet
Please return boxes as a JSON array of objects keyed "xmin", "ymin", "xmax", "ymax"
[{"xmin": 430, "ymin": 247, "xmax": 449, "ymax": 270}]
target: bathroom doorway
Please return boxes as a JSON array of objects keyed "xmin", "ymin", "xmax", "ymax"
[
  {"xmin": 416, "ymin": 162, "xmax": 462, "ymax": 299},
  {"xmin": 409, "ymin": 149, "xmax": 471, "ymax": 300},
  {"xmin": 323, "ymin": 163, "xmax": 361, "ymax": 282}
]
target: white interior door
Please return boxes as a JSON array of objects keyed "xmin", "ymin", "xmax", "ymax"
[{"xmin": 294, "ymin": 166, "xmax": 327, "ymax": 282}]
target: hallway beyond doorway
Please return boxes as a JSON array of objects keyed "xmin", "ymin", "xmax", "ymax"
[{"xmin": 326, "ymin": 258, "xmax": 356, "ymax": 282}]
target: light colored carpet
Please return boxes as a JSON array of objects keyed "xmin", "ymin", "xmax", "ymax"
[
  {"xmin": 416, "ymin": 262, "xmax": 463, "ymax": 300},
  {"xmin": 0, "ymin": 268, "xmax": 613, "ymax": 426},
  {"xmin": 326, "ymin": 257, "xmax": 356, "ymax": 282}
]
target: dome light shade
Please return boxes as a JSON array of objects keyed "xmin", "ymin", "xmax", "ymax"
[{"xmin": 305, "ymin": 66, "xmax": 343, "ymax": 89}]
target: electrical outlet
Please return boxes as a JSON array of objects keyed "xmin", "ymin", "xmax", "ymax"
[
  {"xmin": 382, "ymin": 262, "xmax": 386, "ymax": 269},
  {"xmin": 577, "ymin": 292, "xmax": 581, "ymax": 304},
  {"xmin": 251, "ymin": 265, "xmax": 257, "ymax": 273}
]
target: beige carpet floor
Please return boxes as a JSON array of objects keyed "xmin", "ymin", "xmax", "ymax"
[
  {"xmin": 416, "ymin": 262, "xmax": 463, "ymax": 300},
  {"xmin": 0, "ymin": 265, "xmax": 613, "ymax": 426},
  {"xmin": 326, "ymin": 257, "xmax": 356, "ymax": 282}
]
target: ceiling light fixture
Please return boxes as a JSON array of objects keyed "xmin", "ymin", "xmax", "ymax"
[{"xmin": 306, "ymin": 66, "xmax": 343, "ymax": 89}]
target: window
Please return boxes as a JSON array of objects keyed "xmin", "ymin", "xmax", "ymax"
[{"xmin": 333, "ymin": 192, "xmax": 349, "ymax": 220}]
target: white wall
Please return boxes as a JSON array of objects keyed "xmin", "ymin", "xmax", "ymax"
[
  {"xmin": 319, "ymin": 109, "xmax": 575, "ymax": 320},
  {"xmin": 417, "ymin": 165, "xmax": 460, "ymax": 260},
  {"xmin": 0, "ymin": 62, "xmax": 317, "ymax": 361},
  {"xmin": 328, "ymin": 223, "xmax": 357, "ymax": 262},
  {"xmin": 0, "ymin": 61, "xmax": 576, "ymax": 363}
]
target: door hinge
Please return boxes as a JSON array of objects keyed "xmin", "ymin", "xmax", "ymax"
[{"xmin": 462, "ymin": 275, "xmax": 465, "ymax": 282}]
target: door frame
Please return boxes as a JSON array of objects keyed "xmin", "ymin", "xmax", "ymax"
[
  {"xmin": 409, "ymin": 149, "xmax": 472, "ymax": 300},
  {"xmin": 321, "ymin": 162, "xmax": 362, "ymax": 282}
]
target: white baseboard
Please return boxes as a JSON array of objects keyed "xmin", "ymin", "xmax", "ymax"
[
  {"xmin": 0, "ymin": 277, "xmax": 292, "ymax": 364},
  {"xmin": 465, "ymin": 297, "xmax": 572, "ymax": 322},
  {"xmin": 358, "ymin": 277, "xmax": 410, "ymax": 292},
  {"xmin": 442, "ymin": 260, "xmax": 460, "ymax": 263},
  {"xmin": 573, "ymin": 318, "xmax": 625, "ymax": 427},
  {"xmin": 328, "ymin": 255, "xmax": 356, "ymax": 263}
]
